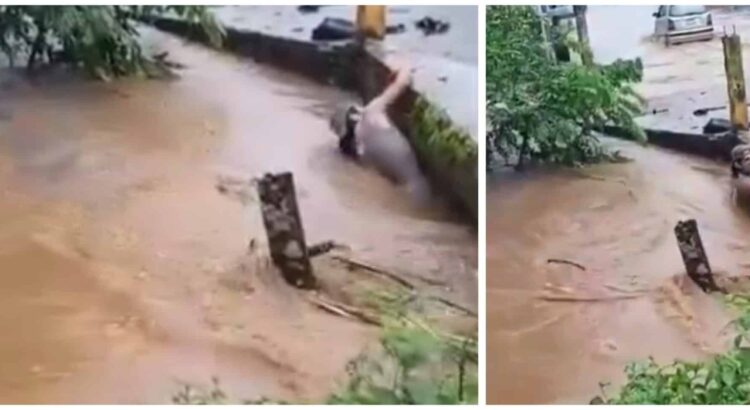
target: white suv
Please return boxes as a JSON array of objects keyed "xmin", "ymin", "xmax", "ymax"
[{"xmin": 653, "ymin": 5, "xmax": 714, "ymax": 46}]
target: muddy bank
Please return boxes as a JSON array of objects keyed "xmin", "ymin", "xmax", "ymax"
[
  {"xmin": 487, "ymin": 138, "xmax": 745, "ymax": 403},
  {"xmin": 0, "ymin": 27, "xmax": 476, "ymax": 403}
]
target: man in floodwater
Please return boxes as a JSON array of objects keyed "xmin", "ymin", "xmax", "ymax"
[
  {"xmin": 731, "ymin": 144, "xmax": 750, "ymax": 206},
  {"xmin": 329, "ymin": 63, "xmax": 431, "ymax": 204}
]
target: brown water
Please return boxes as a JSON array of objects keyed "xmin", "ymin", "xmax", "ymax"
[
  {"xmin": 0, "ymin": 28, "xmax": 476, "ymax": 403},
  {"xmin": 487, "ymin": 138, "xmax": 748, "ymax": 404}
]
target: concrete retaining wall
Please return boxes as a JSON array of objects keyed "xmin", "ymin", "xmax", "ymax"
[
  {"xmin": 150, "ymin": 17, "xmax": 478, "ymax": 221},
  {"xmin": 603, "ymin": 124, "xmax": 742, "ymax": 162}
]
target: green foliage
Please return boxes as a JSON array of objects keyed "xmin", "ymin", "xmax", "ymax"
[
  {"xmin": 601, "ymin": 352, "xmax": 750, "ymax": 404},
  {"xmin": 172, "ymin": 377, "xmax": 228, "ymax": 404},
  {"xmin": 0, "ymin": 6, "xmax": 224, "ymax": 79},
  {"xmin": 172, "ymin": 380, "xmax": 290, "ymax": 405},
  {"xmin": 327, "ymin": 291, "xmax": 477, "ymax": 404},
  {"xmin": 411, "ymin": 97, "xmax": 477, "ymax": 166},
  {"xmin": 597, "ymin": 294, "xmax": 750, "ymax": 404},
  {"xmin": 486, "ymin": 5, "xmax": 645, "ymax": 170},
  {"xmin": 410, "ymin": 96, "xmax": 478, "ymax": 217},
  {"xmin": 327, "ymin": 323, "xmax": 477, "ymax": 404}
]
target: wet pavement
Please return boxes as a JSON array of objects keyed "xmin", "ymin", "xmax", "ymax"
[
  {"xmin": 588, "ymin": 5, "xmax": 656, "ymax": 65},
  {"xmin": 211, "ymin": 6, "xmax": 478, "ymax": 140},
  {"xmin": 590, "ymin": 6, "xmax": 750, "ymax": 133},
  {"xmin": 0, "ymin": 27, "xmax": 476, "ymax": 403},
  {"xmin": 488, "ymin": 138, "xmax": 744, "ymax": 403}
]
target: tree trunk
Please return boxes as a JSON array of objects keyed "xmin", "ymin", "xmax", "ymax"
[
  {"xmin": 515, "ymin": 134, "xmax": 529, "ymax": 171},
  {"xmin": 27, "ymin": 24, "xmax": 46, "ymax": 72}
]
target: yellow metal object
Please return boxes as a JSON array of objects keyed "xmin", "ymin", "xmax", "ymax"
[
  {"xmin": 356, "ymin": 6, "xmax": 386, "ymax": 40},
  {"xmin": 723, "ymin": 33, "xmax": 749, "ymax": 130}
]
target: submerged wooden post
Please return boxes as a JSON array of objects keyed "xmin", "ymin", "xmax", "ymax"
[
  {"xmin": 257, "ymin": 172, "xmax": 316, "ymax": 289},
  {"xmin": 674, "ymin": 219, "xmax": 722, "ymax": 293},
  {"xmin": 356, "ymin": 6, "xmax": 386, "ymax": 40},
  {"xmin": 723, "ymin": 31, "xmax": 748, "ymax": 130}
]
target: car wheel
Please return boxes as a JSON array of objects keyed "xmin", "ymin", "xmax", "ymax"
[{"xmin": 664, "ymin": 36, "xmax": 671, "ymax": 47}]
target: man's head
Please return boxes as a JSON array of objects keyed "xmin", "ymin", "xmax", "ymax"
[
  {"xmin": 330, "ymin": 104, "xmax": 363, "ymax": 158},
  {"xmin": 731, "ymin": 144, "xmax": 750, "ymax": 177}
]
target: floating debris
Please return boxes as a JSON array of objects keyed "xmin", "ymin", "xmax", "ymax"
[
  {"xmin": 415, "ymin": 17, "xmax": 450, "ymax": 35},
  {"xmin": 311, "ymin": 17, "xmax": 355, "ymax": 41},
  {"xmin": 297, "ymin": 6, "xmax": 321, "ymax": 14}
]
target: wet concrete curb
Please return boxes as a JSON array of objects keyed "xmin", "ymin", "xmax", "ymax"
[
  {"xmin": 603, "ymin": 125, "xmax": 742, "ymax": 162},
  {"xmin": 150, "ymin": 17, "xmax": 478, "ymax": 222}
]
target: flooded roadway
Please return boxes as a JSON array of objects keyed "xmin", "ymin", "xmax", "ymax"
[
  {"xmin": 0, "ymin": 27, "xmax": 476, "ymax": 403},
  {"xmin": 487, "ymin": 138, "xmax": 746, "ymax": 403}
]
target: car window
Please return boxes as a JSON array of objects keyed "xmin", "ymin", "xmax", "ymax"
[
  {"xmin": 658, "ymin": 6, "xmax": 667, "ymax": 17},
  {"xmin": 669, "ymin": 5, "xmax": 707, "ymax": 17}
]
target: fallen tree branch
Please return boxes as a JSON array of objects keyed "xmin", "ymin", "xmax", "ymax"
[
  {"xmin": 332, "ymin": 255, "xmax": 416, "ymax": 290},
  {"xmin": 307, "ymin": 293, "xmax": 381, "ymax": 326},
  {"xmin": 547, "ymin": 258, "xmax": 587, "ymax": 271},
  {"xmin": 427, "ymin": 295, "xmax": 477, "ymax": 317},
  {"xmin": 537, "ymin": 293, "xmax": 644, "ymax": 302},
  {"xmin": 308, "ymin": 240, "xmax": 343, "ymax": 258},
  {"xmin": 403, "ymin": 272, "xmax": 449, "ymax": 287},
  {"xmin": 603, "ymin": 284, "xmax": 651, "ymax": 294}
]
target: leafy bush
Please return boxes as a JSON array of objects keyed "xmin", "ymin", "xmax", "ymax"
[
  {"xmin": 597, "ymin": 295, "xmax": 750, "ymax": 404},
  {"xmin": 601, "ymin": 354, "xmax": 750, "ymax": 404},
  {"xmin": 172, "ymin": 377, "xmax": 229, "ymax": 405},
  {"xmin": 486, "ymin": 6, "xmax": 645, "ymax": 170},
  {"xmin": 0, "ymin": 6, "xmax": 223, "ymax": 79},
  {"xmin": 327, "ymin": 323, "xmax": 477, "ymax": 404}
]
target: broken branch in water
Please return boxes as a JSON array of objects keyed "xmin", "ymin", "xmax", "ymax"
[
  {"xmin": 537, "ymin": 293, "xmax": 644, "ymax": 302},
  {"xmin": 403, "ymin": 271, "xmax": 449, "ymax": 287},
  {"xmin": 331, "ymin": 255, "xmax": 449, "ymax": 288},
  {"xmin": 547, "ymin": 258, "xmax": 587, "ymax": 271},
  {"xmin": 329, "ymin": 255, "xmax": 476, "ymax": 317},
  {"xmin": 427, "ymin": 295, "xmax": 477, "ymax": 317},
  {"xmin": 332, "ymin": 255, "xmax": 416, "ymax": 290},
  {"xmin": 603, "ymin": 284, "xmax": 651, "ymax": 294},
  {"xmin": 307, "ymin": 293, "xmax": 381, "ymax": 326},
  {"xmin": 308, "ymin": 240, "xmax": 345, "ymax": 258}
]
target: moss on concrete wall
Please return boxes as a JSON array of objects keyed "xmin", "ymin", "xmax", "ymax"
[{"xmin": 410, "ymin": 97, "xmax": 478, "ymax": 219}]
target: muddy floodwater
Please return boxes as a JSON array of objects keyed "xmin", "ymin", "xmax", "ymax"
[
  {"xmin": 0, "ymin": 28, "xmax": 475, "ymax": 403},
  {"xmin": 487, "ymin": 138, "xmax": 748, "ymax": 404}
]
